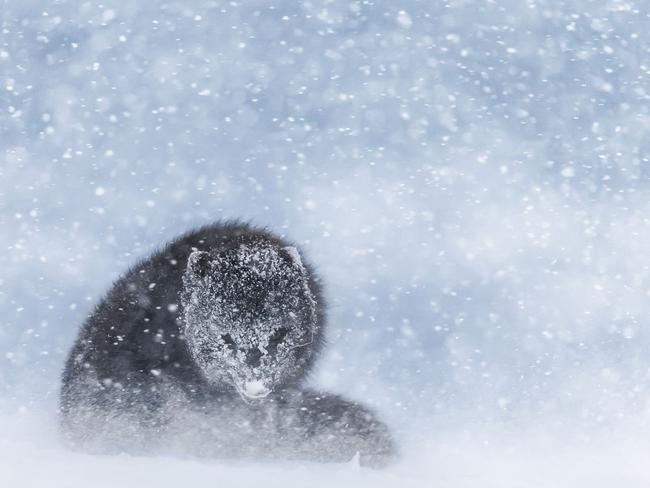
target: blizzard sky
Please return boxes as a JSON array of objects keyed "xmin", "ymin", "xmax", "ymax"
[{"xmin": 3, "ymin": 0, "xmax": 650, "ymax": 484}]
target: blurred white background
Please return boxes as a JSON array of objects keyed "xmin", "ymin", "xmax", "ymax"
[{"xmin": 3, "ymin": 0, "xmax": 650, "ymax": 484}]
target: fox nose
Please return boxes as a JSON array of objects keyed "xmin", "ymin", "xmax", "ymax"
[
  {"xmin": 246, "ymin": 347, "xmax": 263, "ymax": 368},
  {"xmin": 241, "ymin": 380, "xmax": 270, "ymax": 399}
]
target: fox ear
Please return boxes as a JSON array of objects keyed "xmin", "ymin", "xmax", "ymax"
[
  {"xmin": 283, "ymin": 246, "xmax": 304, "ymax": 269},
  {"xmin": 187, "ymin": 250, "xmax": 211, "ymax": 278}
]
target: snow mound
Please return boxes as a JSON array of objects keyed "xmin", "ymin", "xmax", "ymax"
[{"xmin": 3, "ymin": 412, "xmax": 650, "ymax": 488}]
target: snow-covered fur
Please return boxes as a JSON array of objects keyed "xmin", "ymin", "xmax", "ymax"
[{"xmin": 59, "ymin": 221, "xmax": 395, "ymax": 467}]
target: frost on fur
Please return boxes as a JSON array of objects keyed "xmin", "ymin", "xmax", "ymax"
[{"xmin": 181, "ymin": 243, "xmax": 318, "ymax": 399}]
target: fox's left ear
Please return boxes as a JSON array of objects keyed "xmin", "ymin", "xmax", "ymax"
[
  {"xmin": 283, "ymin": 246, "xmax": 304, "ymax": 269},
  {"xmin": 187, "ymin": 250, "xmax": 211, "ymax": 279}
]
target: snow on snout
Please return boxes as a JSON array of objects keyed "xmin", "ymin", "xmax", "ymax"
[{"xmin": 241, "ymin": 380, "xmax": 270, "ymax": 399}]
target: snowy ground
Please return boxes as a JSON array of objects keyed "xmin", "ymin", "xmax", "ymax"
[{"xmin": 3, "ymin": 411, "xmax": 650, "ymax": 487}]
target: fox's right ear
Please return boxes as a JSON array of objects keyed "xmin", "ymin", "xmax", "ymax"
[{"xmin": 187, "ymin": 250, "xmax": 211, "ymax": 278}]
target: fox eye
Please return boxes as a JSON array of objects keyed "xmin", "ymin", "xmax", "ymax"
[
  {"xmin": 220, "ymin": 334, "xmax": 237, "ymax": 351},
  {"xmin": 269, "ymin": 327, "xmax": 288, "ymax": 345},
  {"xmin": 266, "ymin": 327, "xmax": 288, "ymax": 355}
]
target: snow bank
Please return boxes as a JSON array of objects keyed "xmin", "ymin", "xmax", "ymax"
[{"xmin": 3, "ymin": 412, "xmax": 650, "ymax": 487}]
